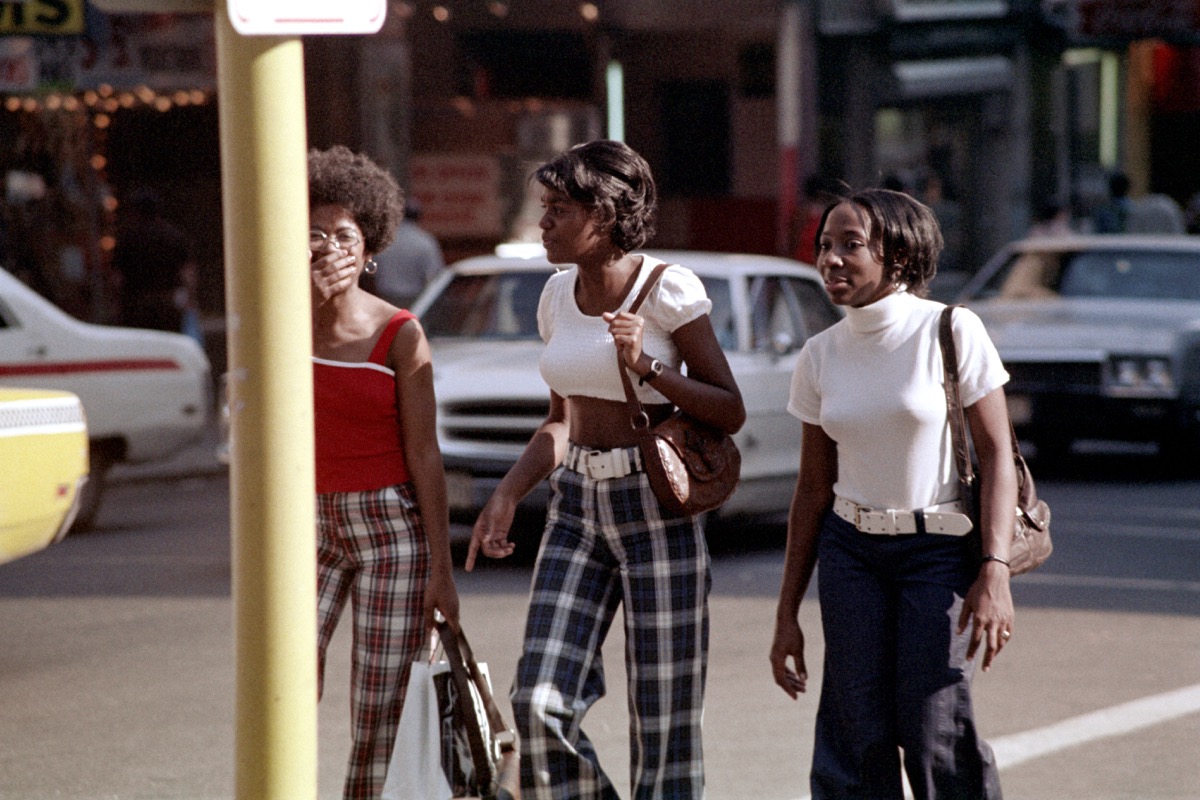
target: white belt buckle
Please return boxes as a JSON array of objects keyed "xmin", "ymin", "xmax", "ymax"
[
  {"xmin": 857, "ymin": 507, "xmax": 901, "ymax": 535},
  {"xmin": 583, "ymin": 448, "xmax": 627, "ymax": 480},
  {"xmin": 584, "ymin": 449, "xmax": 611, "ymax": 480}
]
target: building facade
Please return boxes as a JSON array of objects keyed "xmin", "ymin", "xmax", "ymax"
[{"xmin": 2, "ymin": 0, "xmax": 1199, "ymax": 328}]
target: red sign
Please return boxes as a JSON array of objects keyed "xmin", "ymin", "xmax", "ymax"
[{"xmin": 409, "ymin": 154, "xmax": 506, "ymax": 239}]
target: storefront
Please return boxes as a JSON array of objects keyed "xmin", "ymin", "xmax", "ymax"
[
  {"xmin": 1, "ymin": 7, "xmax": 219, "ymax": 324},
  {"xmin": 813, "ymin": 0, "xmax": 1033, "ymax": 273}
]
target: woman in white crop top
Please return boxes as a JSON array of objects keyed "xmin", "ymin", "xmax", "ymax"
[
  {"xmin": 465, "ymin": 140, "xmax": 744, "ymax": 799},
  {"xmin": 769, "ymin": 189, "xmax": 1016, "ymax": 799}
]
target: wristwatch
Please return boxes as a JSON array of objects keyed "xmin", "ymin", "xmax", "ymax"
[{"xmin": 639, "ymin": 358, "xmax": 665, "ymax": 386}]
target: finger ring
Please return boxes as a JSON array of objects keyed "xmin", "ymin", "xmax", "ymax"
[{"xmin": 1001, "ymin": 630, "xmax": 1012, "ymax": 639}]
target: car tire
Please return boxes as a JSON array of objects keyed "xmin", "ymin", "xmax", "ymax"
[{"xmin": 71, "ymin": 443, "xmax": 115, "ymax": 533}]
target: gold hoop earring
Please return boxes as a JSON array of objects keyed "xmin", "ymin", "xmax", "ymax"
[{"xmin": 364, "ymin": 258, "xmax": 378, "ymax": 275}]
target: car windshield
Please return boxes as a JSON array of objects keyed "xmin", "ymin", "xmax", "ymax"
[
  {"xmin": 420, "ymin": 271, "xmax": 549, "ymax": 339},
  {"xmin": 976, "ymin": 249, "xmax": 1200, "ymax": 301},
  {"xmin": 421, "ymin": 269, "xmax": 736, "ymax": 347}
]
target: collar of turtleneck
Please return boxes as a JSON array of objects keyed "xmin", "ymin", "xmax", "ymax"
[{"xmin": 844, "ymin": 289, "xmax": 912, "ymax": 335}]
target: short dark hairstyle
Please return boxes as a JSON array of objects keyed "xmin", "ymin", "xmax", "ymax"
[
  {"xmin": 815, "ymin": 188, "xmax": 943, "ymax": 297},
  {"xmin": 534, "ymin": 140, "xmax": 657, "ymax": 252},
  {"xmin": 307, "ymin": 145, "xmax": 404, "ymax": 255}
]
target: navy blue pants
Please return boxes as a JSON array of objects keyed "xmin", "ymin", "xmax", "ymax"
[{"xmin": 812, "ymin": 511, "xmax": 1002, "ymax": 800}]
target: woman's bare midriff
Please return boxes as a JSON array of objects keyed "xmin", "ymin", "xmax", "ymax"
[{"xmin": 568, "ymin": 396, "xmax": 673, "ymax": 449}]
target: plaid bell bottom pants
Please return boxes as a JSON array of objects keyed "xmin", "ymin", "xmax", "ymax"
[
  {"xmin": 316, "ymin": 484, "xmax": 430, "ymax": 800},
  {"xmin": 511, "ymin": 465, "xmax": 711, "ymax": 800}
]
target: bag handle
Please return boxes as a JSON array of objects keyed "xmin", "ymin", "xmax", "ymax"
[
  {"xmin": 434, "ymin": 617, "xmax": 519, "ymax": 793},
  {"xmin": 617, "ymin": 262, "xmax": 672, "ymax": 430},
  {"xmin": 939, "ymin": 305, "xmax": 1024, "ymax": 519}
]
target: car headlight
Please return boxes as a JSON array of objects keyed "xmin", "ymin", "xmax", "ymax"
[{"xmin": 1107, "ymin": 356, "xmax": 1175, "ymax": 396}]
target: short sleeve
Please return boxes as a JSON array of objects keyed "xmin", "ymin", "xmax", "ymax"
[
  {"xmin": 787, "ymin": 341, "xmax": 822, "ymax": 423},
  {"xmin": 643, "ymin": 265, "xmax": 713, "ymax": 332},
  {"xmin": 951, "ymin": 306, "xmax": 1009, "ymax": 407},
  {"xmin": 537, "ymin": 269, "xmax": 571, "ymax": 344}
]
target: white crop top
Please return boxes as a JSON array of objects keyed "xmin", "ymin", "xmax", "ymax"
[
  {"xmin": 538, "ymin": 255, "xmax": 713, "ymax": 403},
  {"xmin": 787, "ymin": 291, "xmax": 1009, "ymax": 511}
]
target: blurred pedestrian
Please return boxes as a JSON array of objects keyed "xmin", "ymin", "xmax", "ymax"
[
  {"xmin": 308, "ymin": 145, "xmax": 460, "ymax": 799},
  {"xmin": 1092, "ymin": 171, "xmax": 1132, "ymax": 233},
  {"xmin": 920, "ymin": 172, "xmax": 963, "ymax": 272},
  {"xmin": 1028, "ymin": 200, "xmax": 1073, "ymax": 237},
  {"xmin": 466, "ymin": 140, "xmax": 745, "ymax": 799},
  {"xmin": 372, "ymin": 197, "xmax": 445, "ymax": 309},
  {"xmin": 1127, "ymin": 192, "xmax": 1185, "ymax": 234},
  {"xmin": 792, "ymin": 174, "xmax": 836, "ymax": 265},
  {"xmin": 770, "ymin": 188, "xmax": 1014, "ymax": 799},
  {"xmin": 112, "ymin": 189, "xmax": 192, "ymax": 333}
]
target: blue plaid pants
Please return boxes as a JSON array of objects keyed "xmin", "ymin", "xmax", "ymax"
[{"xmin": 511, "ymin": 463, "xmax": 711, "ymax": 800}]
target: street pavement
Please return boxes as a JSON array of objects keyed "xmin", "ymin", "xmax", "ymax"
[{"xmin": 13, "ymin": 422, "xmax": 1199, "ymax": 799}]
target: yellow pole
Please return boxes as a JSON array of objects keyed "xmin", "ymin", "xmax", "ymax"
[{"xmin": 215, "ymin": 7, "xmax": 317, "ymax": 800}]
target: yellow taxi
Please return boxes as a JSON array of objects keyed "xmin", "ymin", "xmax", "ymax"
[{"xmin": 0, "ymin": 388, "xmax": 89, "ymax": 564}]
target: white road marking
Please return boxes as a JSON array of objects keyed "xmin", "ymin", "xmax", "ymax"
[
  {"xmin": 1015, "ymin": 572, "xmax": 1200, "ymax": 593},
  {"xmin": 989, "ymin": 682, "xmax": 1200, "ymax": 769},
  {"xmin": 786, "ymin": 683, "xmax": 1200, "ymax": 800}
]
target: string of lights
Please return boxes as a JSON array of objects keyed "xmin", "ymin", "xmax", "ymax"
[
  {"xmin": 391, "ymin": 1, "xmax": 602, "ymax": 23},
  {"xmin": 3, "ymin": 85, "xmax": 212, "ymax": 121}
]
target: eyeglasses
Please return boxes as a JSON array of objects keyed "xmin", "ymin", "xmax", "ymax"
[{"xmin": 309, "ymin": 229, "xmax": 362, "ymax": 250}]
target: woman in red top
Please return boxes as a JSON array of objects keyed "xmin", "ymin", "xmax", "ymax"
[{"xmin": 308, "ymin": 145, "xmax": 460, "ymax": 799}]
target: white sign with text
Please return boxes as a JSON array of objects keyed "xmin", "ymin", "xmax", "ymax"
[{"xmin": 227, "ymin": 0, "xmax": 386, "ymax": 35}]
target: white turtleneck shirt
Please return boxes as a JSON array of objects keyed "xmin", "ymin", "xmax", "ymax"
[{"xmin": 787, "ymin": 291, "xmax": 1009, "ymax": 511}]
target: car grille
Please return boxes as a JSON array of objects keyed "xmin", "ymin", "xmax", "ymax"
[
  {"xmin": 0, "ymin": 398, "xmax": 86, "ymax": 431},
  {"xmin": 1005, "ymin": 361, "xmax": 1101, "ymax": 393},
  {"xmin": 441, "ymin": 399, "xmax": 549, "ymax": 444}
]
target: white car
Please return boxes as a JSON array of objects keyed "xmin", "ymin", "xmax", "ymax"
[
  {"xmin": 412, "ymin": 249, "xmax": 842, "ymax": 528},
  {"xmin": 957, "ymin": 235, "xmax": 1200, "ymax": 466},
  {"xmin": 0, "ymin": 266, "xmax": 211, "ymax": 528}
]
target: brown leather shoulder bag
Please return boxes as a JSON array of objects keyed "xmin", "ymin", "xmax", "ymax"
[
  {"xmin": 940, "ymin": 305, "xmax": 1052, "ymax": 575},
  {"xmin": 617, "ymin": 263, "xmax": 741, "ymax": 518}
]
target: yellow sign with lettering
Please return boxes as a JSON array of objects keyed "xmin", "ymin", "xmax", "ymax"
[{"xmin": 0, "ymin": 0, "xmax": 85, "ymax": 35}]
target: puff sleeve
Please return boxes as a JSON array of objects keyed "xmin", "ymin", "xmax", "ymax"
[
  {"xmin": 642, "ymin": 265, "xmax": 713, "ymax": 332},
  {"xmin": 537, "ymin": 268, "xmax": 571, "ymax": 344}
]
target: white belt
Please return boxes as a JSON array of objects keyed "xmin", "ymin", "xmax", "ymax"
[
  {"xmin": 833, "ymin": 495, "xmax": 974, "ymax": 536},
  {"xmin": 563, "ymin": 444, "xmax": 643, "ymax": 481}
]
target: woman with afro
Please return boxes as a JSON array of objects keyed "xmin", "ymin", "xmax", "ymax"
[{"xmin": 308, "ymin": 145, "xmax": 460, "ymax": 798}]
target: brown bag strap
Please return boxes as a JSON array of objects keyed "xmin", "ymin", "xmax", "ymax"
[
  {"xmin": 939, "ymin": 306, "xmax": 975, "ymax": 502},
  {"xmin": 436, "ymin": 617, "xmax": 513, "ymax": 741},
  {"xmin": 939, "ymin": 305, "xmax": 1023, "ymax": 509},
  {"xmin": 618, "ymin": 263, "xmax": 671, "ymax": 429},
  {"xmin": 435, "ymin": 617, "xmax": 519, "ymax": 786}
]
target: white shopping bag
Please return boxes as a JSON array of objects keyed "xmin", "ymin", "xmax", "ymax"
[{"xmin": 382, "ymin": 661, "xmax": 454, "ymax": 800}]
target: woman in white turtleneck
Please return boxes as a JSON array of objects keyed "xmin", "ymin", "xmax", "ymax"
[{"xmin": 769, "ymin": 189, "xmax": 1017, "ymax": 800}]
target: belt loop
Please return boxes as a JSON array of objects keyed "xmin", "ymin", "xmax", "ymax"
[{"xmin": 913, "ymin": 509, "xmax": 926, "ymax": 536}]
